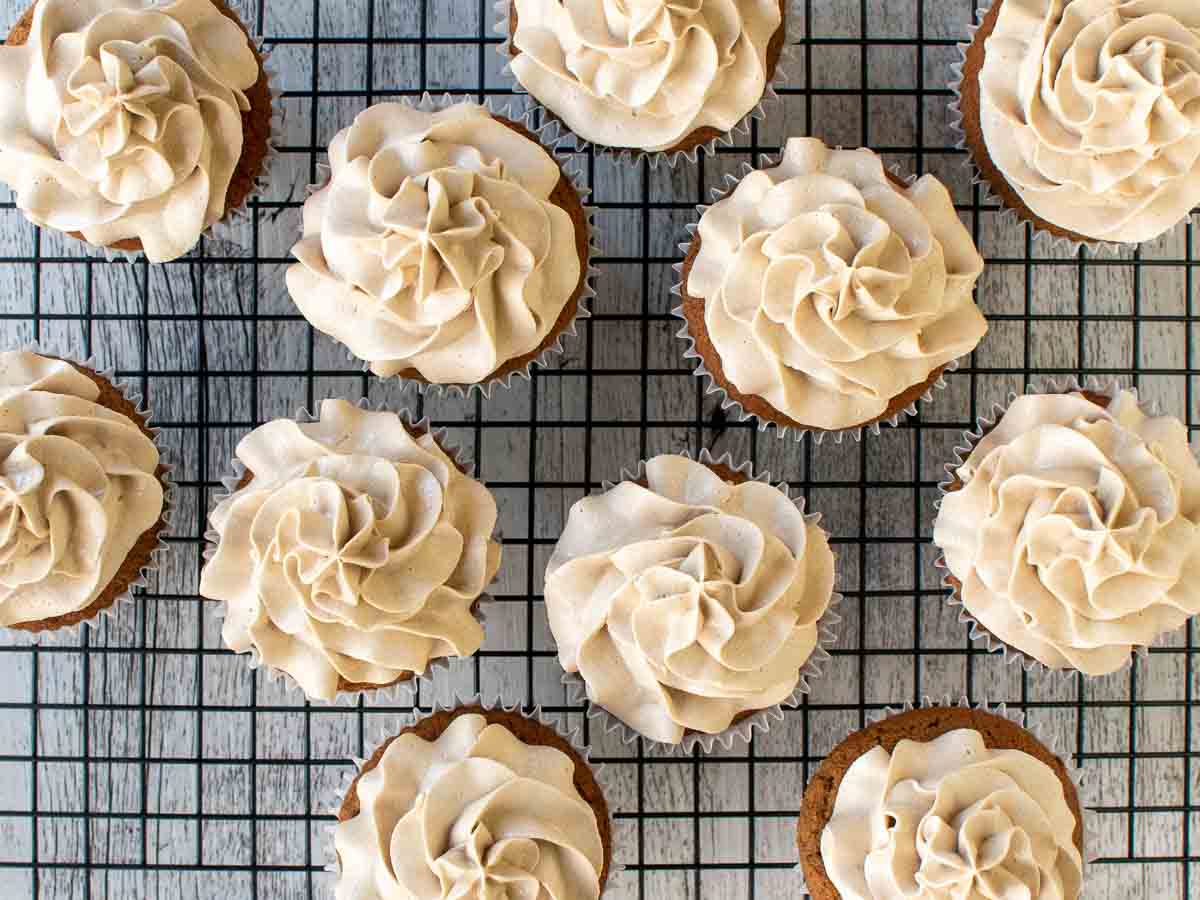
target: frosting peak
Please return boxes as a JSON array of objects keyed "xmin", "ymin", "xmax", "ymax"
[
  {"xmin": 933, "ymin": 390, "xmax": 1200, "ymax": 674},
  {"xmin": 0, "ymin": 350, "xmax": 164, "ymax": 627},
  {"xmin": 510, "ymin": 0, "xmax": 782, "ymax": 152},
  {"xmin": 334, "ymin": 713, "xmax": 605, "ymax": 900},
  {"xmin": 0, "ymin": 0, "xmax": 261, "ymax": 261},
  {"xmin": 687, "ymin": 138, "xmax": 986, "ymax": 431},
  {"xmin": 979, "ymin": 0, "xmax": 1200, "ymax": 243},
  {"xmin": 821, "ymin": 728, "xmax": 1083, "ymax": 900},
  {"xmin": 199, "ymin": 400, "xmax": 501, "ymax": 700},
  {"xmin": 545, "ymin": 454, "xmax": 835, "ymax": 744},
  {"xmin": 287, "ymin": 101, "xmax": 582, "ymax": 384}
]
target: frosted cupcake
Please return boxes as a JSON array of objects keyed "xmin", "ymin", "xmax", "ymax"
[
  {"xmin": 545, "ymin": 453, "xmax": 836, "ymax": 747},
  {"xmin": 798, "ymin": 705, "xmax": 1085, "ymax": 900},
  {"xmin": 0, "ymin": 350, "xmax": 167, "ymax": 633},
  {"xmin": 286, "ymin": 100, "xmax": 589, "ymax": 392},
  {"xmin": 0, "ymin": 0, "xmax": 274, "ymax": 261},
  {"xmin": 199, "ymin": 400, "xmax": 501, "ymax": 702},
  {"xmin": 334, "ymin": 704, "xmax": 611, "ymax": 900},
  {"xmin": 933, "ymin": 387, "xmax": 1200, "ymax": 675},
  {"xmin": 956, "ymin": 0, "xmax": 1200, "ymax": 245},
  {"xmin": 505, "ymin": 0, "xmax": 786, "ymax": 160},
  {"xmin": 677, "ymin": 138, "xmax": 987, "ymax": 437}
]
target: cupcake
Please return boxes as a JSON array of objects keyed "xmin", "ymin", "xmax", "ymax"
[
  {"xmin": 504, "ymin": 0, "xmax": 785, "ymax": 160},
  {"xmin": 0, "ymin": 0, "xmax": 274, "ymax": 262},
  {"xmin": 798, "ymin": 705, "xmax": 1085, "ymax": 900},
  {"xmin": 545, "ymin": 452, "xmax": 836, "ymax": 748},
  {"xmin": 0, "ymin": 350, "xmax": 167, "ymax": 633},
  {"xmin": 286, "ymin": 99, "xmax": 589, "ymax": 393},
  {"xmin": 199, "ymin": 399, "xmax": 501, "ymax": 702},
  {"xmin": 333, "ymin": 703, "xmax": 611, "ymax": 899},
  {"xmin": 955, "ymin": 0, "xmax": 1200, "ymax": 246},
  {"xmin": 677, "ymin": 137, "xmax": 987, "ymax": 438},
  {"xmin": 933, "ymin": 386, "xmax": 1200, "ymax": 676}
]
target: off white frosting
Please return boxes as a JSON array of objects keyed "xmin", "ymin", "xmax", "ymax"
[
  {"xmin": 334, "ymin": 712, "xmax": 605, "ymax": 900},
  {"xmin": 287, "ymin": 101, "xmax": 581, "ymax": 384},
  {"xmin": 821, "ymin": 727, "xmax": 1083, "ymax": 900},
  {"xmin": 0, "ymin": 0, "xmax": 260, "ymax": 262},
  {"xmin": 199, "ymin": 400, "xmax": 501, "ymax": 701},
  {"xmin": 0, "ymin": 350, "xmax": 163, "ymax": 627},
  {"xmin": 510, "ymin": 0, "xmax": 781, "ymax": 152},
  {"xmin": 934, "ymin": 390, "xmax": 1200, "ymax": 675},
  {"xmin": 544, "ymin": 454, "xmax": 835, "ymax": 744},
  {"xmin": 979, "ymin": 0, "xmax": 1200, "ymax": 243},
  {"xmin": 687, "ymin": 138, "xmax": 987, "ymax": 431}
]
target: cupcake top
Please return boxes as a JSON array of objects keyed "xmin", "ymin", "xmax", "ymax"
[
  {"xmin": 509, "ymin": 0, "xmax": 782, "ymax": 153},
  {"xmin": 199, "ymin": 400, "xmax": 501, "ymax": 701},
  {"xmin": 545, "ymin": 454, "xmax": 835, "ymax": 744},
  {"xmin": 0, "ymin": 350, "xmax": 163, "ymax": 627},
  {"xmin": 821, "ymin": 727, "xmax": 1083, "ymax": 900},
  {"xmin": 287, "ymin": 101, "xmax": 583, "ymax": 385},
  {"xmin": 934, "ymin": 389, "xmax": 1200, "ymax": 675},
  {"xmin": 335, "ymin": 712, "xmax": 606, "ymax": 900},
  {"xmin": 0, "ymin": 0, "xmax": 261, "ymax": 261},
  {"xmin": 685, "ymin": 138, "xmax": 986, "ymax": 431},
  {"xmin": 978, "ymin": 0, "xmax": 1200, "ymax": 243}
]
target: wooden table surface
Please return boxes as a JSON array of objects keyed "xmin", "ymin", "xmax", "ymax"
[{"xmin": 0, "ymin": 1, "xmax": 1196, "ymax": 897}]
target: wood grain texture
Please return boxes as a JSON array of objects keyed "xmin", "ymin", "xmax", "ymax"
[{"xmin": 0, "ymin": 0, "xmax": 1194, "ymax": 898}]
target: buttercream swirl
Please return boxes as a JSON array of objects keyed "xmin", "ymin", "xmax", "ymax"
[
  {"xmin": 979, "ymin": 0, "xmax": 1200, "ymax": 243},
  {"xmin": 199, "ymin": 400, "xmax": 501, "ymax": 701},
  {"xmin": 545, "ymin": 454, "xmax": 835, "ymax": 744},
  {"xmin": 0, "ymin": 350, "xmax": 163, "ymax": 627},
  {"xmin": 933, "ymin": 390, "xmax": 1200, "ymax": 674},
  {"xmin": 0, "ymin": 0, "xmax": 261, "ymax": 262},
  {"xmin": 287, "ymin": 101, "xmax": 582, "ymax": 384},
  {"xmin": 686, "ymin": 138, "xmax": 987, "ymax": 431},
  {"xmin": 821, "ymin": 728, "xmax": 1083, "ymax": 900},
  {"xmin": 509, "ymin": 0, "xmax": 781, "ymax": 152},
  {"xmin": 334, "ymin": 712, "xmax": 605, "ymax": 900}
]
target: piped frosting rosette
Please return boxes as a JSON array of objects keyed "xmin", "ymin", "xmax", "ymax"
[
  {"xmin": 0, "ymin": 0, "xmax": 267, "ymax": 262},
  {"xmin": 498, "ymin": 0, "xmax": 786, "ymax": 163},
  {"xmin": 199, "ymin": 399, "xmax": 502, "ymax": 702},
  {"xmin": 545, "ymin": 451, "xmax": 838, "ymax": 750},
  {"xmin": 330, "ymin": 697, "xmax": 612, "ymax": 900},
  {"xmin": 933, "ymin": 382, "xmax": 1200, "ymax": 676},
  {"xmin": 955, "ymin": 0, "xmax": 1200, "ymax": 246},
  {"xmin": 675, "ymin": 138, "xmax": 987, "ymax": 440},
  {"xmin": 286, "ymin": 98, "xmax": 590, "ymax": 393},
  {"xmin": 0, "ymin": 348, "xmax": 167, "ymax": 636}
]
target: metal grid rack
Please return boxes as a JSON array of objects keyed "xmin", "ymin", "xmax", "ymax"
[{"xmin": 0, "ymin": 0, "xmax": 1196, "ymax": 897}]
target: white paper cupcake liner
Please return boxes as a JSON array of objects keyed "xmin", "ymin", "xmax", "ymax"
[
  {"xmin": 946, "ymin": 5, "xmax": 1151, "ymax": 258},
  {"xmin": 492, "ymin": 0, "xmax": 795, "ymax": 169},
  {"xmin": 557, "ymin": 447, "xmax": 842, "ymax": 755},
  {"xmin": 201, "ymin": 399, "xmax": 502, "ymax": 706},
  {"xmin": 2, "ymin": 344, "xmax": 175, "ymax": 646},
  {"xmin": 670, "ymin": 157, "xmax": 962, "ymax": 444},
  {"xmin": 933, "ymin": 374, "xmax": 1164, "ymax": 680},
  {"xmin": 321, "ymin": 691, "xmax": 623, "ymax": 897},
  {"xmin": 293, "ymin": 91, "xmax": 597, "ymax": 401},
  {"xmin": 794, "ymin": 694, "xmax": 1098, "ymax": 893},
  {"xmin": 93, "ymin": 30, "xmax": 284, "ymax": 264}
]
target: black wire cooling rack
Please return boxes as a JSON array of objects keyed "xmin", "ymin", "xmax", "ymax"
[{"xmin": 1, "ymin": 0, "xmax": 1198, "ymax": 897}]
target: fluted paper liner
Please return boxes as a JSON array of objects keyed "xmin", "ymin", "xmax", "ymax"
[
  {"xmin": 492, "ymin": 0, "xmax": 795, "ymax": 169},
  {"xmin": 202, "ymin": 398, "xmax": 501, "ymax": 706},
  {"xmin": 556, "ymin": 447, "xmax": 841, "ymax": 755},
  {"xmin": 934, "ymin": 374, "xmax": 1162, "ymax": 680},
  {"xmin": 671, "ymin": 156, "xmax": 962, "ymax": 444},
  {"xmin": 2, "ymin": 344, "xmax": 174, "ymax": 646},
  {"xmin": 793, "ymin": 694, "xmax": 1098, "ymax": 894},
  {"xmin": 321, "ymin": 691, "xmax": 623, "ymax": 896},
  {"xmin": 294, "ymin": 91, "xmax": 597, "ymax": 400}
]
